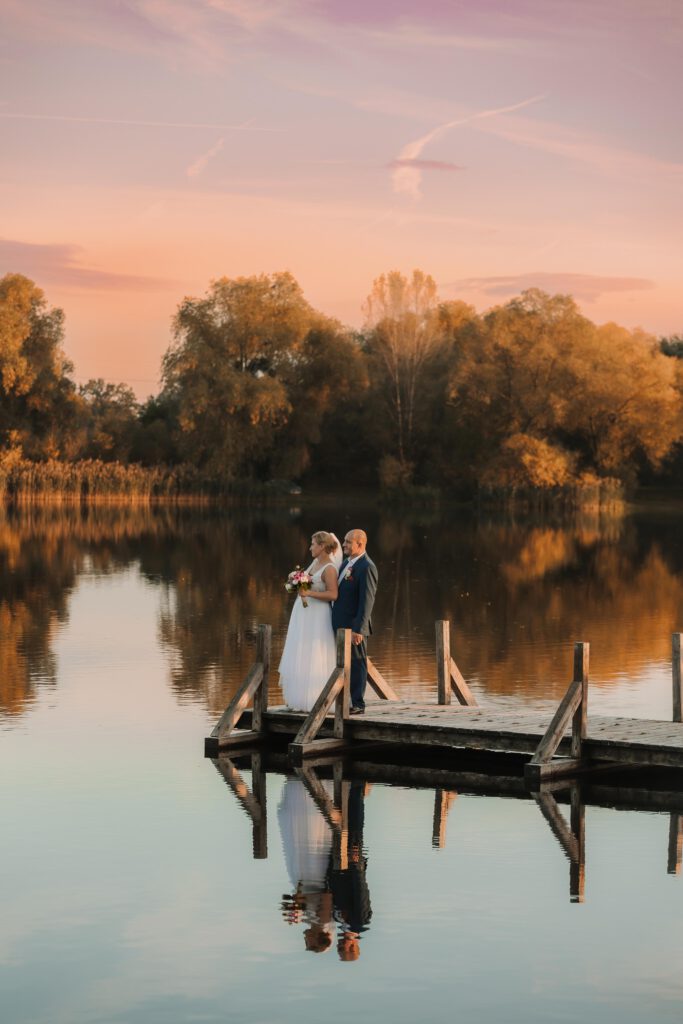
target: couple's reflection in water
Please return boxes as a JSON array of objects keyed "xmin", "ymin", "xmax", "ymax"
[{"xmin": 278, "ymin": 774, "xmax": 371, "ymax": 959}]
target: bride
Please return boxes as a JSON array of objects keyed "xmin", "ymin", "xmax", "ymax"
[{"xmin": 279, "ymin": 531, "xmax": 342, "ymax": 711}]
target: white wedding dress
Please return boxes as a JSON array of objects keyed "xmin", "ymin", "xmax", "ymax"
[{"xmin": 279, "ymin": 561, "xmax": 337, "ymax": 711}]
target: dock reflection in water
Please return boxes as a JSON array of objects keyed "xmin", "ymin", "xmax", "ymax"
[{"xmin": 212, "ymin": 752, "xmax": 683, "ymax": 917}]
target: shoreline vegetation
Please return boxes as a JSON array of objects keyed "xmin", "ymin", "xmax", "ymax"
[
  {"xmin": 0, "ymin": 455, "xmax": 628, "ymax": 512},
  {"xmin": 1, "ymin": 269, "xmax": 682, "ymax": 510}
]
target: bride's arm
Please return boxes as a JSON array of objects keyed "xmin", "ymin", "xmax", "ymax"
[{"xmin": 304, "ymin": 564, "xmax": 339, "ymax": 603}]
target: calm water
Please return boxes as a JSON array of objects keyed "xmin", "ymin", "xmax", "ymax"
[{"xmin": 2, "ymin": 500, "xmax": 683, "ymax": 1023}]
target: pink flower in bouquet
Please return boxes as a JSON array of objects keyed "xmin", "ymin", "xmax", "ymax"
[{"xmin": 284, "ymin": 566, "xmax": 313, "ymax": 607}]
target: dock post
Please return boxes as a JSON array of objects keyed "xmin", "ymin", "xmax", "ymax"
[
  {"xmin": 673, "ymin": 634, "xmax": 682, "ymax": 723},
  {"xmin": 334, "ymin": 627, "xmax": 351, "ymax": 738},
  {"xmin": 668, "ymin": 813, "xmax": 683, "ymax": 875},
  {"xmin": 432, "ymin": 789, "xmax": 457, "ymax": 849},
  {"xmin": 436, "ymin": 620, "xmax": 451, "ymax": 705},
  {"xmin": 570, "ymin": 785, "xmax": 586, "ymax": 903},
  {"xmin": 252, "ymin": 624, "xmax": 271, "ymax": 735},
  {"xmin": 571, "ymin": 642, "xmax": 589, "ymax": 759},
  {"xmin": 251, "ymin": 752, "xmax": 268, "ymax": 859}
]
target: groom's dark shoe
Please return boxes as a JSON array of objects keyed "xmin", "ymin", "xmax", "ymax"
[{"xmin": 349, "ymin": 706, "xmax": 365, "ymax": 715}]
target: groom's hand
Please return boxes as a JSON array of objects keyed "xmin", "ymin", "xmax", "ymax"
[{"xmin": 351, "ymin": 632, "xmax": 363, "ymax": 645}]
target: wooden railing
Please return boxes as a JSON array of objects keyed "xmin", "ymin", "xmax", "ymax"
[
  {"xmin": 435, "ymin": 619, "xmax": 477, "ymax": 706},
  {"xmin": 288, "ymin": 628, "xmax": 351, "ymax": 763},
  {"xmin": 204, "ymin": 623, "xmax": 271, "ymax": 755},
  {"xmin": 205, "ymin": 622, "xmax": 398, "ymax": 759},
  {"xmin": 524, "ymin": 642, "xmax": 589, "ymax": 783}
]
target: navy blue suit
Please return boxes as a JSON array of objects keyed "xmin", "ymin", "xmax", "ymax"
[{"xmin": 331, "ymin": 553, "xmax": 378, "ymax": 710}]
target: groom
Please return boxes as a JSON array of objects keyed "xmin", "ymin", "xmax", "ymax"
[{"xmin": 332, "ymin": 529, "xmax": 378, "ymax": 715}]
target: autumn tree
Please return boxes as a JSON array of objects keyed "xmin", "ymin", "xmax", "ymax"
[
  {"xmin": 362, "ymin": 269, "xmax": 444, "ymax": 487},
  {"xmin": 0, "ymin": 274, "xmax": 79, "ymax": 459},
  {"xmin": 446, "ymin": 290, "xmax": 683, "ymax": 489},
  {"xmin": 162, "ymin": 272, "xmax": 314, "ymax": 478},
  {"xmin": 562, "ymin": 322, "xmax": 682, "ymax": 478}
]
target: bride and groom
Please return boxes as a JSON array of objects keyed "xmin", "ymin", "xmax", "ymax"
[{"xmin": 279, "ymin": 529, "xmax": 378, "ymax": 715}]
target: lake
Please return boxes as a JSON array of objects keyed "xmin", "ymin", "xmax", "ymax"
[{"xmin": 2, "ymin": 499, "xmax": 683, "ymax": 1023}]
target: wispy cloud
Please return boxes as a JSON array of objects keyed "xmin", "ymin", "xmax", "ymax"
[
  {"xmin": 366, "ymin": 22, "xmax": 527, "ymax": 53},
  {"xmin": 186, "ymin": 136, "xmax": 225, "ymax": 177},
  {"xmin": 392, "ymin": 94, "xmax": 546, "ymax": 199},
  {"xmin": 0, "ymin": 239, "xmax": 176, "ymax": 292},
  {"xmin": 473, "ymin": 114, "xmax": 683, "ymax": 182},
  {"xmin": 450, "ymin": 272, "xmax": 656, "ymax": 303},
  {"xmin": 0, "ymin": 112, "xmax": 281, "ymax": 132}
]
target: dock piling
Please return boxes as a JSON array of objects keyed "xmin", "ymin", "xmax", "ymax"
[{"xmin": 673, "ymin": 633, "xmax": 682, "ymax": 723}]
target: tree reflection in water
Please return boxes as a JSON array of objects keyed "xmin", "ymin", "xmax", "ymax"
[{"xmin": 2, "ymin": 502, "xmax": 683, "ymax": 719}]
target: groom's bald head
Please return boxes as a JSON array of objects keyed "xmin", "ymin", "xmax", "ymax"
[{"xmin": 343, "ymin": 530, "xmax": 367, "ymax": 558}]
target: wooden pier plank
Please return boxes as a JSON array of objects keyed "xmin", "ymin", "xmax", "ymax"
[{"xmin": 228, "ymin": 701, "xmax": 683, "ymax": 772}]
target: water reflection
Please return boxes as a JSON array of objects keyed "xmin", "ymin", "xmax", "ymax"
[
  {"xmin": 2, "ymin": 502, "xmax": 683, "ymax": 721},
  {"xmin": 278, "ymin": 775, "xmax": 336, "ymax": 954},
  {"xmin": 212, "ymin": 753, "xmax": 683, "ymax": 918}
]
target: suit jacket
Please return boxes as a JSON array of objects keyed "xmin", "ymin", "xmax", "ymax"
[{"xmin": 331, "ymin": 553, "xmax": 378, "ymax": 637}]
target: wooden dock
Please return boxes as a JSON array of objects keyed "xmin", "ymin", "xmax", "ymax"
[{"xmin": 205, "ymin": 622, "xmax": 683, "ymax": 784}]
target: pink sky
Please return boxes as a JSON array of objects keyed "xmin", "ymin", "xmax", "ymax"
[{"xmin": 1, "ymin": 0, "xmax": 682, "ymax": 397}]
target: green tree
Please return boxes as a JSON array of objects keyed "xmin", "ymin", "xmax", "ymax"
[
  {"xmin": 162, "ymin": 273, "xmax": 314, "ymax": 478},
  {"xmin": 78, "ymin": 379, "xmax": 139, "ymax": 462},
  {"xmin": 130, "ymin": 394, "xmax": 180, "ymax": 466},
  {"xmin": 660, "ymin": 335, "xmax": 683, "ymax": 359},
  {"xmin": 272, "ymin": 316, "xmax": 368, "ymax": 480}
]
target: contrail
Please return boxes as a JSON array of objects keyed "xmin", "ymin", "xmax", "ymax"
[{"xmin": 393, "ymin": 93, "xmax": 546, "ymax": 198}]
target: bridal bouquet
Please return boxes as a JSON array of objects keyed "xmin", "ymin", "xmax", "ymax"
[{"xmin": 284, "ymin": 566, "xmax": 313, "ymax": 607}]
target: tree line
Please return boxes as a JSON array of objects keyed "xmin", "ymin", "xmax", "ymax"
[{"xmin": 1, "ymin": 269, "xmax": 682, "ymax": 499}]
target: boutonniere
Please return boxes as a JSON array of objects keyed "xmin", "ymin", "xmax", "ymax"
[{"xmin": 343, "ymin": 569, "xmax": 353, "ymax": 581}]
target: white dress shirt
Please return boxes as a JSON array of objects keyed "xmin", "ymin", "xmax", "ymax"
[{"xmin": 338, "ymin": 554, "xmax": 361, "ymax": 582}]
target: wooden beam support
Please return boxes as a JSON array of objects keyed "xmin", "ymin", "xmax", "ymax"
[
  {"xmin": 525, "ymin": 756, "xmax": 587, "ymax": 785},
  {"xmin": 217, "ymin": 728, "xmax": 264, "ymax": 751},
  {"xmin": 289, "ymin": 737, "xmax": 350, "ymax": 764},
  {"xmin": 367, "ymin": 658, "xmax": 399, "ymax": 700},
  {"xmin": 213, "ymin": 663, "xmax": 264, "ymax": 742},
  {"xmin": 295, "ymin": 765, "xmax": 342, "ymax": 832},
  {"xmin": 292, "ymin": 668, "xmax": 343, "ymax": 746},
  {"xmin": 530, "ymin": 681, "xmax": 582, "ymax": 765},
  {"xmin": 529, "ymin": 642, "xmax": 589, "ymax": 772},
  {"xmin": 534, "ymin": 790, "xmax": 580, "ymax": 864},
  {"xmin": 214, "ymin": 755, "xmax": 263, "ymax": 823},
  {"xmin": 450, "ymin": 656, "xmax": 478, "ymax": 707}
]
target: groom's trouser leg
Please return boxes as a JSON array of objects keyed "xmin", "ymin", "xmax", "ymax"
[{"xmin": 350, "ymin": 638, "xmax": 368, "ymax": 709}]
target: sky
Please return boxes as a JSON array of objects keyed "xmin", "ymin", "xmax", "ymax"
[{"xmin": 1, "ymin": 0, "xmax": 682, "ymax": 397}]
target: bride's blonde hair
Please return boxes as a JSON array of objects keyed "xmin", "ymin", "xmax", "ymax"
[{"xmin": 312, "ymin": 531, "xmax": 338, "ymax": 554}]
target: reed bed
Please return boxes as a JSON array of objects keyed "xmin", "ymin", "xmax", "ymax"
[
  {"xmin": 0, "ymin": 459, "xmax": 211, "ymax": 504},
  {"xmin": 0, "ymin": 459, "xmax": 296, "ymax": 504}
]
